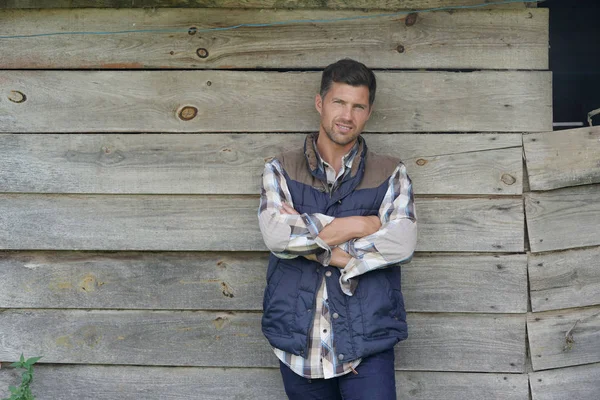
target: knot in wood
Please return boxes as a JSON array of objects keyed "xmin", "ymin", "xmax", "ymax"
[
  {"xmin": 8, "ymin": 90, "xmax": 26, "ymax": 103},
  {"xmin": 396, "ymin": 44, "xmax": 405, "ymax": 54},
  {"xmin": 416, "ymin": 158, "xmax": 428, "ymax": 166},
  {"xmin": 501, "ymin": 173, "xmax": 516, "ymax": 185},
  {"xmin": 405, "ymin": 13, "xmax": 418, "ymax": 27},
  {"xmin": 196, "ymin": 48, "xmax": 209, "ymax": 59},
  {"xmin": 178, "ymin": 106, "xmax": 198, "ymax": 121}
]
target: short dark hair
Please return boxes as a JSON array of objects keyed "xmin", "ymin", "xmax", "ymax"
[{"xmin": 320, "ymin": 59, "xmax": 376, "ymax": 106}]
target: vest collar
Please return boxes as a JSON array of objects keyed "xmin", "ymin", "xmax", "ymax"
[{"xmin": 303, "ymin": 133, "xmax": 367, "ymax": 182}]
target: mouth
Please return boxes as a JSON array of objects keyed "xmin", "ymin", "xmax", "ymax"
[{"xmin": 335, "ymin": 122, "xmax": 353, "ymax": 133}]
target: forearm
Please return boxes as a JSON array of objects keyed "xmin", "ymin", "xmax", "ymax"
[
  {"xmin": 327, "ymin": 247, "xmax": 353, "ymax": 268},
  {"xmin": 259, "ymin": 159, "xmax": 335, "ymax": 261},
  {"xmin": 317, "ymin": 215, "xmax": 381, "ymax": 247}
]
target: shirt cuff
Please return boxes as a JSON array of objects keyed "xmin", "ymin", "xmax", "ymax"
[
  {"xmin": 314, "ymin": 236, "xmax": 332, "ymax": 266},
  {"xmin": 339, "ymin": 257, "xmax": 359, "ymax": 296}
]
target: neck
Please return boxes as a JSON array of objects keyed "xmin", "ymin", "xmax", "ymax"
[{"xmin": 316, "ymin": 131, "xmax": 357, "ymax": 174}]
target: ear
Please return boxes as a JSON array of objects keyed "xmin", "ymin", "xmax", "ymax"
[
  {"xmin": 367, "ymin": 105, "xmax": 373, "ymax": 120},
  {"xmin": 315, "ymin": 94, "xmax": 323, "ymax": 115}
]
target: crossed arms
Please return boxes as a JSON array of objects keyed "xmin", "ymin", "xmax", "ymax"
[{"xmin": 258, "ymin": 159, "xmax": 417, "ymax": 295}]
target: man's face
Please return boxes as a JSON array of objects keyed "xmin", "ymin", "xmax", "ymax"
[{"xmin": 315, "ymin": 82, "xmax": 372, "ymax": 148}]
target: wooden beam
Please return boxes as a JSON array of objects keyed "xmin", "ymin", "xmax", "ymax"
[
  {"xmin": 524, "ymin": 127, "xmax": 600, "ymax": 191},
  {"xmin": 530, "ymin": 363, "xmax": 600, "ymax": 400},
  {"xmin": 525, "ymin": 185, "xmax": 600, "ymax": 253},
  {"xmin": 528, "ymin": 306, "xmax": 600, "ymax": 371},
  {"xmin": 0, "ymin": 8, "xmax": 548, "ymax": 70},
  {"xmin": 0, "ymin": 252, "xmax": 528, "ymax": 313},
  {"xmin": 0, "ymin": 71, "xmax": 553, "ymax": 133},
  {"xmin": 529, "ymin": 246, "xmax": 600, "ymax": 312},
  {"xmin": 0, "ymin": 133, "xmax": 523, "ymax": 195},
  {"xmin": 0, "ymin": 1, "xmax": 531, "ymax": 10},
  {"xmin": 0, "ymin": 310, "xmax": 526, "ymax": 372},
  {"xmin": 404, "ymin": 254, "xmax": 527, "ymax": 313},
  {"xmin": 0, "ymin": 366, "xmax": 530, "ymax": 400},
  {"xmin": 0, "ymin": 195, "xmax": 524, "ymax": 252}
]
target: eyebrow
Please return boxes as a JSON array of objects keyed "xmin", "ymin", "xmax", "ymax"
[{"xmin": 331, "ymin": 97, "xmax": 368, "ymax": 108}]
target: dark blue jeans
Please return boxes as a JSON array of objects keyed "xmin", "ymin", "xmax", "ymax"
[{"xmin": 279, "ymin": 348, "xmax": 397, "ymax": 400}]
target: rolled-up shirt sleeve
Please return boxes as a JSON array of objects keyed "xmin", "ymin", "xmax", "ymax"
[
  {"xmin": 258, "ymin": 159, "xmax": 335, "ymax": 265},
  {"xmin": 339, "ymin": 162, "xmax": 417, "ymax": 295}
]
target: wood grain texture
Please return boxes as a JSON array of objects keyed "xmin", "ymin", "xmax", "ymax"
[
  {"xmin": 0, "ymin": 0, "xmax": 531, "ymax": 10},
  {"xmin": 525, "ymin": 185, "xmax": 600, "ymax": 253},
  {"xmin": 523, "ymin": 127, "xmax": 600, "ymax": 191},
  {"xmin": 0, "ymin": 310, "xmax": 526, "ymax": 372},
  {"xmin": 0, "ymin": 8, "xmax": 548, "ymax": 70},
  {"xmin": 530, "ymin": 363, "xmax": 600, "ymax": 400},
  {"xmin": 404, "ymin": 254, "xmax": 527, "ymax": 313},
  {"xmin": 396, "ymin": 370, "xmax": 529, "ymax": 399},
  {"xmin": 0, "ymin": 252, "xmax": 527, "ymax": 313},
  {"xmin": 0, "ymin": 195, "xmax": 524, "ymax": 252},
  {"xmin": 528, "ymin": 306, "xmax": 600, "ymax": 371},
  {"xmin": 0, "ymin": 133, "xmax": 523, "ymax": 195},
  {"xmin": 0, "ymin": 366, "xmax": 530, "ymax": 400},
  {"xmin": 529, "ymin": 246, "xmax": 600, "ymax": 312},
  {"xmin": 399, "ymin": 313, "xmax": 526, "ymax": 372},
  {"xmin": 0, "ymin": 71, "xmax": 553, "ymax": 133}
]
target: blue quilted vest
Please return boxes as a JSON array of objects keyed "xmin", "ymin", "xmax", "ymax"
[{"xmin": 261, "ymin": 135, "xmax": 408, "ymax": 362}]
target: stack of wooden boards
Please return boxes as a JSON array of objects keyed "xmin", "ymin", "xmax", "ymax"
[{"xmin": 0, "ymin": 2, "xmax": 595, "ymax": 399}]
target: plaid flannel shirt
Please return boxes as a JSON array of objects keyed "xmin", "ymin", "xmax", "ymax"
[{"xmin": 258, "ymin": 137, "xmax": 417, "ymax": 379}]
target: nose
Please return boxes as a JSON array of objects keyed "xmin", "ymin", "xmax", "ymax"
[{"xmin": 341, "ymin": 105, "xmax": 352, "ymax": 121}]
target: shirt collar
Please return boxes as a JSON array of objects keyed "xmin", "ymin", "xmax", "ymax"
[{"xmin": 311, "ymin": 134, "xmax": 360, "ymax": 174}]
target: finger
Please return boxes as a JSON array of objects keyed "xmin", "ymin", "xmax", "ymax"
[{"xmin": 283, "ymin": 203, "xmax": 299, "ymax": 215}]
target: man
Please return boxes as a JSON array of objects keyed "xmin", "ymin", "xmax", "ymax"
[{"xmin": 258, "ymin": 59, "xmax": 417, "ymax": 400}]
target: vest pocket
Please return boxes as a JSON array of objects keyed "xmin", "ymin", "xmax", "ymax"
[
  {"xmin": 357, "ymin": 270, "xmax": 399, "ymax": 339},
  {"xmin": 262, "ymin": 261, "xmax": 302, "ymax": 338}
]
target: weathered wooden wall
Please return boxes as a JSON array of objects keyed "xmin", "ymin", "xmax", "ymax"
[
  {"xmin": 0, "ymin": 1, "xmax": 586, "ymax": 399},
  {"xmin": 524, "ymin": 126, "xmax": 600, "ymax": 400}
]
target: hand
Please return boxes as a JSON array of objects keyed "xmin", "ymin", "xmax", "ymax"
[
  {"xmin": 281, "ymin": 203, "xmax": 299, "ymax": 215},
  {"xmin": 302, "ymin": 248, "xmax": 351, "ymax": 268},
  {"xmin": 329, "ymin": 247, "xmax": 352, "ymax": 268},
  {"xmin": 302, "ymin": 253, "xmax": 318, "ymax": 262}
]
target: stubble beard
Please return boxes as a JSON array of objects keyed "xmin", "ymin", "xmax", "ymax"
[{"xmin": 323, "ymin": 121, "xmax": 360, "ymax": 147}]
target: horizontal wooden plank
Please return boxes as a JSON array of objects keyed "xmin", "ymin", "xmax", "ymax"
[
  {"xmin": 530, "ymin": 363, "xmax": 600, "ymax": 400},
  {"xmin": 0, "ymin": 366, "xmax": 530, "ymax": 400},
  {"xmin": 0, "ymin": 71, "xmax": 553, "ymax": 133},
  {"xmin": 396, "ymin": 370, "xmax": 528, "ymax": 400},
  {"xmin": 0, "ymin": 1, "xmax": 532, "ymax": 10},
  {"xmin": 528, "ymin": 306, "xmax": 600, "ymax": 371},
  {"xmin": 0, "ymin": 252, "xmax": 527, "ymax": 313},
  {"xmin": 525, "ymin": 185, "xmax": 600, "ymax": 253},
  {"xmin": 0, "ymin": 195, "xmax": 524, "ymax": 252},
  {"xmin": 404, "ymin": 254, "xmax": 527, "ymax": 313},
  {"xmin": 523, "ymin": 127, "xmax": 600, "ymax": 191},
  {"xmin": 529, "ymin": 246, "xmax": 600, "ymax": 312},
  {"xmin": 400, "ymin": 313, "xmax": 526, "ymax": 372},
  {"xmin": 0, "ymin": 133, "xmax": 523, "ymax": 195},
  {"xmin": 0, "ymin": 9, "xmax": 548, "ymax": 70},
  {"xmin": 0, "ymin": 310, "xmax": 526, "ymax": 372}
]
